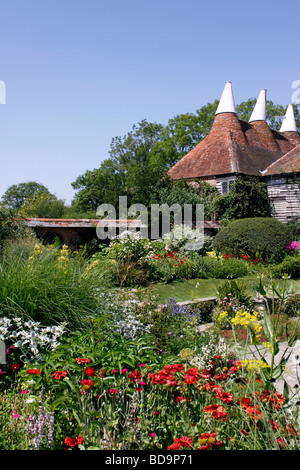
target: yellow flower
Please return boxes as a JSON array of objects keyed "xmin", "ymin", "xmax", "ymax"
[
  {"xmin": 231, "ymin": 310, "xmax": 262, "ymax": 340},
  {"xmin": 240, "ymin": 359, "xmax": 270, "ymax": 371},
  {"xmin": 206, "ymin": 251, "xmax": 217, "ymax": 258}
]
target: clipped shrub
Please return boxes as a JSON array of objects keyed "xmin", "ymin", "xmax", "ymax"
[{"xmin": 213, "ymin": 217, "xmax": 292, "ymax": 263}]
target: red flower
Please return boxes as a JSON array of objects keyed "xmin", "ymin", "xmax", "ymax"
[
  {"xmin": 52, "ymin": 370, "xmax": 68, "ymax": 379},
  {"xmin": 184, "ymin": 367, "xmax": 199, "ymax": 384},
  {"xmin": 64, "ymin": 434, "xmax": 84, "ymax": 448},
  {"xmin": 80, "ymin": 379, "xmax": 93, "ymax": 391},
  {"xmin": 204, "ymin": 404, "xmax": 228, "ymax": 421},
  {"xmin": 168, "ymin": 436, "xmax": 192, "ymax": 450},
  {"xmin": 168, "ymin": 442, "xmax": 181, "ymax": 450},
  {"xmin": 85, "ymin": 367, "xmax": 96, "ymax": 377},
  {"xmin": 215, "ymin": 388, "xmax": 234, "ymax": 404},
  {"xmin": 27, "ymin": 368, "xmax": 42, "ymax": 375},
  {"xmin": 76, "ymin": 358, "xmax": 90, "ymax": 365},
  {"xmin": 128, "ymin": 370, "xmax": 142, "ymax": 383},
  {"xmin": 205, "ymin": 381, "xmax": 218, "ymax": 391},
  {"xmin": 199, "ymin": 369, "xmax": 211, "ymax": 379},
  {"xmin": 10, "ymin": 363, "xmax": 20, "ymax": 371},
  {"xmin": 108, "ymin": 388, "xmax": 120, "ymax": 397},
  {"xmin": 174, "ymin": 395, "xmax": 190, "ymax": 404},
  {"xmin": 214, "ymin": 373, "xmax": 228, "ymax": 381},
  {"xmin": 257, "ymin": 390, "xmax": 285, "ymax": 410},
  {"xmin": 198, "ymin": 432, "xmax": 223, "ymax": 450}
]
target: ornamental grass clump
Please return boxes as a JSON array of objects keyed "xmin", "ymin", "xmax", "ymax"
[{"xmin": 0, "ymin": 240, "xmax": 102, "ymax": 330}]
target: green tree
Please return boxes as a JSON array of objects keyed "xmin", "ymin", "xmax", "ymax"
[
  {"xmin": 72, "ymin": 119, "xmax": 178, "ymax": 213},
  {"xmin": 213, "ymin": 175, "xmax": 270, "ymax": 221},
  {"xmin": 71, "ymin": 159, "xmax": 124, "ymax": 214},
  {"xmin": 150, "ymin": 177, "xmax": 219, "ymax": 220},
  {"xmin": 164, "ymin": 100, "xmax": 219, "ymax": 158},
  {"xmin": 18, "ymin": 193, "xmax": 66, "ymax": 218},
  {"xmin": 1, "ymin": 181, "xmax": 50, "ymax": 211}
]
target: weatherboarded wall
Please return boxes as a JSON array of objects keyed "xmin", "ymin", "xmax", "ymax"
[{"xmin": 266, "ymin": 176, "xmax": 300, "ymax": 223}]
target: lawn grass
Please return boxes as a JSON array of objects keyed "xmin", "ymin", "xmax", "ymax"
[{"xmin": 150, "ymin": 277, "xmax": 300, "ymax": 303}]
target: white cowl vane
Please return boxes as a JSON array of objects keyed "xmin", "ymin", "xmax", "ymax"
[
  {"xmin": 280, "ymin": 104, "xmax": 297, "ymax": 132},
  {"xmin": 249, "ymin": 89, "xmax": 267, "ymax": 122},
  {"xmin": 215, "ymin": 81, "xmax": 236, "ymax": 115}
]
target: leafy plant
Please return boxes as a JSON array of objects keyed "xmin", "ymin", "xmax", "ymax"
[{"xmin": 213, "ymin": 217, "xmax": 292, "ymax": 263}]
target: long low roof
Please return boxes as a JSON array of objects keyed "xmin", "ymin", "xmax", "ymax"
[{"xmin": 18, "ymin": 218, "xmax": 221, "ymax": 229}]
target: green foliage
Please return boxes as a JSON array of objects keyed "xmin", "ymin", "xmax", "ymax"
[
  {"xmin": 271, "ymin": 255, "xmax": 300, "ymax": 279},
  {"xmin": 0, "ymin": 207, "xmax": 36, "ymax": 251},
  {"xmin": 1, "ymin": 181, "xmax": 51, "ymax": 210},
  {"xmin": 150, "ymin": 178, "xmax": 219, "ymax": 221},
  {"xmin": 287, "ymin": 218, "xmax": 300, "ymax": 241},
  {"xmin": 18, "ymin": 193, "xmax": 66, "ymax": 218},
  {"xmin": 216, "ymin": 279, "xmax": 253, "ymax": 308},
  {"xmin": 213, "ymin": 175, "xmax": 270, "ymax": 221},
  {"xmin": 213, "ymin": 217, "xmax": 292, "ymax": 263}
]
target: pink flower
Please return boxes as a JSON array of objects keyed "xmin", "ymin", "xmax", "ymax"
[
  {"xmin": 121, "ymin": 368, "xmax": 128, "ymax": 373},
  {"xmin": 287, "ymin": 241, "xmax": 300, "ymax": 252},
  {"xmin": 150, "ymin": 432, "xmax": 155, "ymax": 438},
  {"xmin": 111, "ymin": 369, "xmax": 118, "ymax": 374}
]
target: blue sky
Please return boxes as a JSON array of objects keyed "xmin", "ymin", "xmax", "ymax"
[{"xmin": 0, "ymin": 0, "xmax": 299, "ymax": 205}]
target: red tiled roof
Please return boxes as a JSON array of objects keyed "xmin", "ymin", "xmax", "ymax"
[
  {"xmin": 263, "ymin": 143, "xmax": 300, "ymax": 175},
  {"xmin": 168, "ymin": 112, "xmax": 300, "ymax": 180}
]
